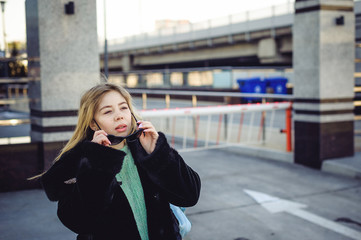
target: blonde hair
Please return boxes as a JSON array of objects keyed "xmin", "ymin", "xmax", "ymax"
[
  {"xmin": 57, "ymin": 83, "xmax": 138, "ymax": 160},
  {"xmin": 29, "ymin": 83, "xmax": 138, "ymax": 179}
]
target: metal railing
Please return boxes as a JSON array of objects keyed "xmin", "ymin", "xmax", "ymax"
[
  {"xmin": 127, "ymin": 88, "xmax": 293, "ymax": 108},
  {"xmin": 0, "ymin": 79, "xmax": 360, "ymax": 140},
  {"xmin": 0, "ymin": 77, "xmax": 29, "ymax": 99},
  {"xmin": 139, "ymin": 102, "xmax": 293, "ymax": 152},
  {"xmin": 103, "ymin": 2, "xmax": 294, "ymax": 52}
]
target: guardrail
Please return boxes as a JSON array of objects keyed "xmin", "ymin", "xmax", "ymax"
[
  {"xmin": 127, "ymin": 88, "xmax": 294, "ymax": 109},
  {"xmin": 139, "ymin": 102, "xmax": 293, "ymax": 152},
  {"xmin": 0, "ymin": 81, "xmax": 360, "ymax": 126},
  {"xmin": 104, "ymin": 2, "xmax": 294, "ymax": 52},
  {"xmin": 0, "ymin": 78, "xmax": 29, "ymax": 100},
  {"xmin": 355, "ymin": 71, "xmax": 361, "ymax": 121}
]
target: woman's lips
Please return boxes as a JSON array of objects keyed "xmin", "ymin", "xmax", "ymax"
[{"xmin": 115, "ymin": 124, "xmax": 127, "ymax": 133}]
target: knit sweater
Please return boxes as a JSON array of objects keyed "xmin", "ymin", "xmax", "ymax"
[{"xmin": 116, "ymin": 145, "xmax": 149, "ymax": 240}]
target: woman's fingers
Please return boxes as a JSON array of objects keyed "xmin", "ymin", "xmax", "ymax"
[
  {"xmin": 92, "ymin": 130, "xmax": 111, "ymax": 146},
  {"xmin": 137, "ymin": 120, "xmax": 159, "ymax": 154},
  {"xmin": 138, "ymin": 121, "xmax": 156, "ymax": 131},
  {"xmin": 138, "ymin": 121, "xmax": 158, "ymax": 136}
]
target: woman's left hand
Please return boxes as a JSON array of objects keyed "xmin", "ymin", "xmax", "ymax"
[{"xmin": 137, "ymin": 120, "xmax": 159, "ymax": 154}]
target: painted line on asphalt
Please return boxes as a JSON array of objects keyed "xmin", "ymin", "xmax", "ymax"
[{"xmin": 244, "ymin": 189, "xmax": 361, "ymax": 240}]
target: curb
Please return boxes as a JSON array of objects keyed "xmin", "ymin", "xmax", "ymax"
[
  {"xmin": 321, "ymin": 152, "xmax": 361, "ymax": 179},
  {"xmin": 222, "ymin": 144, "xmax": 293, "ymax": 163}
]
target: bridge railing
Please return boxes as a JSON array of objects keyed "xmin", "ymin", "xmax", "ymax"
[{"xmin": 104, "ymin": 2, "xmax": 294, "ymax": 52}]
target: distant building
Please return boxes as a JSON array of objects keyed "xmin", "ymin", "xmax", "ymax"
[{"xmin": 155, "ymin": 19, "xmax": 190, "ymax": 30}]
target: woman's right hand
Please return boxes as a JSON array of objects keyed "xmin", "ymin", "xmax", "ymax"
[{"xmin": 91, "ymin": 130, "xmax": 111, "ymax": 146}]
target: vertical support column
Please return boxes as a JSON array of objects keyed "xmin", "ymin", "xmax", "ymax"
[
  {"xmin": 121, "ymin": 54, "xmax": 132, "ymax": 72},
  {"xmin": 163, "ymin": 69, "xmax": 171, "ymax": 87},
  {"xmin": 182, "ymin": 72, "xmax": 189, "ymax": 87},
  {"xmin": 293, "ymin": 0, "xmax": 355, "ymax": 168},
  {"xmin": 26, "ymin": 0, "xmax": 100, "ymax": 170},
  {"xmin": 138, "ymin": 73, "xmax": 147, "ymax": 87}
]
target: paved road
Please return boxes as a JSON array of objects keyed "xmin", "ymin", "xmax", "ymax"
[
  {"xmin": 1, "ymin": 147, "xmax": 360, "ymax": 240},
  {"xmin": 185, "ymin": 148, "xmax": 361, "ymax": 240}
]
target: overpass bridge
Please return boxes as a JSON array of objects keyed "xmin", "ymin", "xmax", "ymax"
[{"xmin": 100, "ymin": 1, "xmax": 360, "ymax": 71}]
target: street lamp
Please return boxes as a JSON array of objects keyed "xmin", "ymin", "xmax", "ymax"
[
  {"xmin": 0, "ymin": 1, "xmax": 6, "ymax": 57},
  {"xmin": 103, "ymin": 0, "xmax": 108, "ymax": 78}
]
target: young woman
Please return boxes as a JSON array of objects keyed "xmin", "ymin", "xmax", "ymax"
[{"xmin": 41, "ymin": 83, "xmax": 201, "ymax": 240}]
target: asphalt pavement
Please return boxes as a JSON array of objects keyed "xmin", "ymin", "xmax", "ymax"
[{"xmin": 1, "ymin": 147, "xmax": 361, "ymax": 240}]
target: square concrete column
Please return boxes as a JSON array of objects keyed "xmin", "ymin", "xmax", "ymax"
[
  {"xmin": 26, "ymin": 0, "xmax": 100, "ymax": 169},
  {"xmin": 293, "ymin": 0, "xmax": 355, "ymax": 168}
]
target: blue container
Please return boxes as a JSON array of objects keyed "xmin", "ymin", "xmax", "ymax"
[
  {"xmin": 265, "ymin": 77, "xmax": 288, "ymax": 94},
  {"xmin": 237, "ymin": 77, "xmax": 266, "ymax": 102}
]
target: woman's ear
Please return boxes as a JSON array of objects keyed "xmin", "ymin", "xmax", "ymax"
[{"xmin": 89, "ymin": 121, "xmax": 97, "ymax": 131}]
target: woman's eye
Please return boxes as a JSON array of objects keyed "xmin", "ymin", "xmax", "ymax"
[
  {"xmin": 121, "ymin": 107, "xmax": 128, "ymax": 110},
  {"xmin": 104, "ymin": 111, "xmax": 112, "ymax": 114}
]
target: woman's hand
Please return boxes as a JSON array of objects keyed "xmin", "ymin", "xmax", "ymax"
[
  {"xmin": 91, "ymin": 130, "xmax": 111, "ymax": 146},
  {"xmin": 137, "ymin": 120, "xmax": 159, "ymax": 154}
]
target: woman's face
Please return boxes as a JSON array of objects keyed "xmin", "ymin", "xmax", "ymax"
[{"xmin": 92, "ymin": 90, "xmax": 132, "ymax": 137}]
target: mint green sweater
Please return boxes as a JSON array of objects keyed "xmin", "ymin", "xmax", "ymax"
[{"xmin": 116, "ymin": 145, "xmax": 149, "ymax": 240}]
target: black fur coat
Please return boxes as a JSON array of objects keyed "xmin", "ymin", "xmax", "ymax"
[{"xmin": 41, "ymin": 132, "xmax": 201, "ymax": 240}]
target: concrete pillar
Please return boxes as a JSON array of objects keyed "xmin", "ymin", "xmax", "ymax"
[
  {"xmin": 293, "ymin": 0, "xmax": 355, "ymax": 168},
  {"xmin": 163, "ymin": 70, "xmax": 171, "ymax": 87},
  {"xmin": 26, "ymin": 0, "xmax": 100, "ymax": 169},
  {"xmin": 121, "ymin": 54, "xmax": 132, "ymax": 72},
  {"xmin": 257, "ymin": 38, "xmax": 278, "ymax": 59},
  {"xmin": 182, "ymin": 72, "xmax": 189, "ymax": 87},
  {"xmin": 137, "ymin": 73, "xmax": 146, "ymax": 87}
]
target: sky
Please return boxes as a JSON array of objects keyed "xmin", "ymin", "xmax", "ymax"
[{"xmin": 3, "ymin": 0, "xmax": 294, "ymax": 45}]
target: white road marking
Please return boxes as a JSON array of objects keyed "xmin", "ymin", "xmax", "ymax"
[{"xmin": 244, "ymin": 189, "xmax": 361, "ymax": 240}]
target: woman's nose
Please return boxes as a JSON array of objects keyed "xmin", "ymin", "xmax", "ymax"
[{"xmin": 114, "ymin": 111, "xmax": 124, "ymax": 120}]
